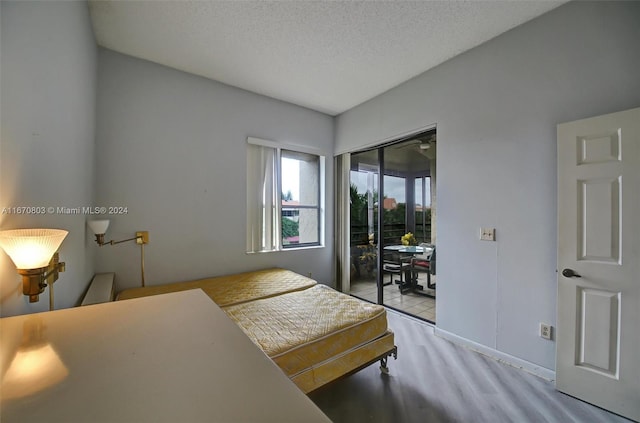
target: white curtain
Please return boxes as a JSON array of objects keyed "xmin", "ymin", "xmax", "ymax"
[{"xmin": 246, "ymin": 144, "xmax": 279, "ymax": 253}]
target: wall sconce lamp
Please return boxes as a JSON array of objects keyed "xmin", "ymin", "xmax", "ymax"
[
  {"xmin": 87, "ymin": 220, "xmax": 148, "ymax": 247},
  {"xmin": 87, "ymin": 220, "xmax": 148, "ymax": 287},
  {"xmin": 0, "ymin": 229, "xmax": 68, "ymax": 308}
]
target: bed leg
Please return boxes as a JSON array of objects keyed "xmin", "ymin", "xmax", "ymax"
[
  {"xmin": 379, "ymin": 357, "xmax": 390, "ymax": 374},
  {"xmin": 379, "ymin": 346, "xmax": 398, "ymax": 375}
]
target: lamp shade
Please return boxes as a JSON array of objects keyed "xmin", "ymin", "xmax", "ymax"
[
  {"xmin": 87, "ymin": 219, "xmax": 110, "ymax": 235},
  {"xmin": 0, "ymin": 229, "xmax": 68, "ymax": 269}
]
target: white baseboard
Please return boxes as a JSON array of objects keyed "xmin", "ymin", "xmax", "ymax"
[{"xmin": 434, "ymin": 327, "xmax": 556, "ymax": 381}]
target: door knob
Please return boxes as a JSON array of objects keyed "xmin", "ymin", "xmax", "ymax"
[{"xmin": 562, "ymin": 268, "xmax": 581, "ymax": 278}]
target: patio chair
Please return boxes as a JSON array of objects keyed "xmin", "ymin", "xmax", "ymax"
[
  {"xmin": 410, "ymin": 243, "xmax": 436, "ymax": 290},
  {"xmin": 382, "ymin": 251, "xmax": 410, "ymax": 286}
]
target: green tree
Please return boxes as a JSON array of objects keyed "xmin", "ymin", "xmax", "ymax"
[
  {"xmin": 385, "ymin": 202, "xmax": 406, "ymax": 224},
  {"xmin": 350, "ymin": 184, "xmax": 369, "ymax": 244},
  {"xmin": 350, "ymin": 184, "xmax": 366, "ymax": 224},
  {"xmin": 281, "ymin": 217, "xmax": 299, "ymax": 239}
]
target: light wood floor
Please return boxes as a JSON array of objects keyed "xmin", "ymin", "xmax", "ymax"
[{"xmin": 309, "ymin": 310, "xmax": 632, "ymax": 423}]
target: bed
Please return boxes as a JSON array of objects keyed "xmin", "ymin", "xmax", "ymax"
[
  {"xmin": 117, "ymin": 268, "xmax": 397, "ymax": 393},
  {"xmin": 116, "ymin": 268, "xmax": 317, "ymax": 306}
]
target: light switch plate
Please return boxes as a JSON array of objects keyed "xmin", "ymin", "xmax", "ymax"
[{"xmin": 480, "ymin": 228, "xmax": 495, "ymax": 241}]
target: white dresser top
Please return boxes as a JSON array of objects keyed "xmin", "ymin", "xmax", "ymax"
[{"xmin": 1, "ymin": 289, "xmax": 331, "ymax": 423}]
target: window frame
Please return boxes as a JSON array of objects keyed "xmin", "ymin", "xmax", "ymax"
[
  {"xmin": 246, "ymin": 137, "xmax": 325, "ymax": 253},
  {"xmin": 281, "ymin": 149, "xmax": 321, "ymax": 249}
]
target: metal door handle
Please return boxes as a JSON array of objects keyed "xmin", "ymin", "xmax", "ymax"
[{"xmin": 562, "ymin": 268, "xmax": 581, "ymax": 278}]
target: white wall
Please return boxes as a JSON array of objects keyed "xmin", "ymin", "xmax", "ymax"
[
  {"xmin": 95, "ymin": 49, "xmax": 334, "ymax": 290},
  {"xmin": 0, "ymin": 1, "xmax": 97, "ymax": 317},
  {"xmin": 335, "ymin": 1, "xmax": 640, "ymax": 370}
]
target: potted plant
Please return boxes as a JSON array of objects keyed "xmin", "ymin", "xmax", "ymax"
[{"xmin": 356, "ymin": 233, "xmax": 377, "ymax": 277}]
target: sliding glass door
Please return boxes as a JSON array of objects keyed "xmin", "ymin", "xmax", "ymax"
[
  {"xmin": 349, "ymin": 149, "xmax": 379, "ymax": 302},
  {"xmin": 347, "ymin": 129, "xmax": 437, "ymax": 321}
]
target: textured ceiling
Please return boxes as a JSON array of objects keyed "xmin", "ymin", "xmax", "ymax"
[{"xmin": 88, "ymin": 1, "xmax": 565, "ymax": 116}]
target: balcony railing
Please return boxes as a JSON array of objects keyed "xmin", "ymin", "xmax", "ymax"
[{"xmin": 351, "ymin": 223, "xmax": 431, "ymax": 247}]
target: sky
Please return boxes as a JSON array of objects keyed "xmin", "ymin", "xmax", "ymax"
[
  {"xmin": 350, "ymin": 171, "xmax": 430, "ymax": 207},
  {"xmin": 281, "ymin": 157, "xmax": 299, "ymax": 200}
]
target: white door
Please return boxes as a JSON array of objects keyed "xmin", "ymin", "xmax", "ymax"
[{"xmin": 557, "ymin": 107, "xmax": 639, "ymax": 421}]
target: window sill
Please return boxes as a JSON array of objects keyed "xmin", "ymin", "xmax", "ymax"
[{"xmin": 246, "ymin": 244, "xmax": 324, "ymax": 254}]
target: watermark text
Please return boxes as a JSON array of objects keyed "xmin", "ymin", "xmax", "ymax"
[{"xmin": 2, "ymin": 206, "xmax": 129, "ymax": 215}]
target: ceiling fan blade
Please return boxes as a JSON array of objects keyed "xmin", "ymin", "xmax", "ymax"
[{"xmin": 393, "ymin": 139, "xmax": 421, "ymax": 149}]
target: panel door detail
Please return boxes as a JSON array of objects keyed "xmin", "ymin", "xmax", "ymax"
[{"xmin": 557, "ymin": 107, "xmax": 639, "ymax": 421}]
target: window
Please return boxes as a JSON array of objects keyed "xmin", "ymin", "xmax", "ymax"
[{"xmin": 246, "ymin": 138, "xmax": 324, "ymax": 253}]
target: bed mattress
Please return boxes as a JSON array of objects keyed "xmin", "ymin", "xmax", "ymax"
[
  {"xmin": 116, "ymin": 268, "xmax": 316, "ymax": 307},
  {"xmin": 223, "ymin": 284, "xmax": 389, "ymax": 379}
]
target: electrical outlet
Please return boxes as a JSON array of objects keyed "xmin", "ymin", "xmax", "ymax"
[
  {"xmin": 540, "ymin": 323, "xmax": 552, "ymax": 340},
  {"xmin": 480, "ymin": 228, "xmax": 495, "ymax": 241}
]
